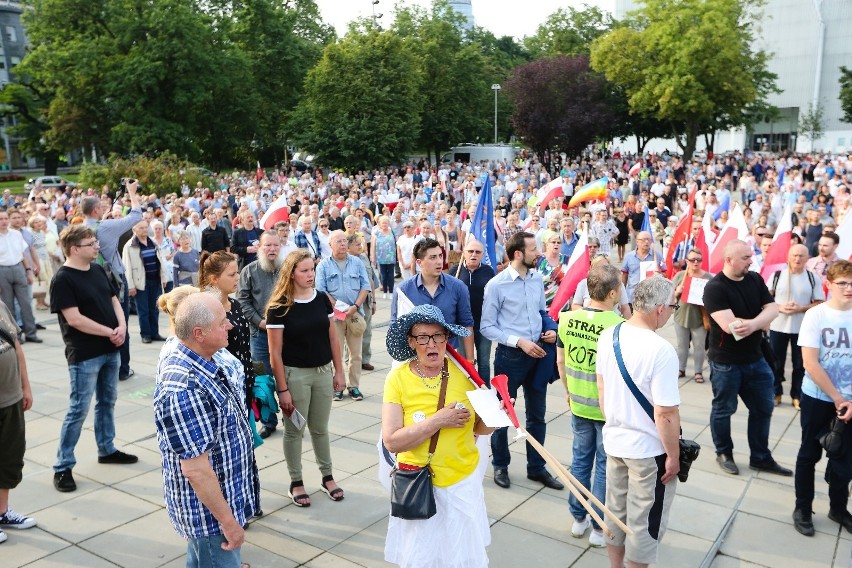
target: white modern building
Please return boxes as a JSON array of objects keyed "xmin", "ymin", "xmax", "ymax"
[
  {"xmin": 614, "ymin": 0, "xmax": 852, "ymax": 154},
  {"xmin": 441, "ymin": 0, "xmax": 475, "ymax": 30}
]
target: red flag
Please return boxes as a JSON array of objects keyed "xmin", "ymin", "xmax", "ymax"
[
  {"xmin": 259, "ymin": 194, "xmax": 290, "ymax": 230},
  {"xmin": 256, "ymin": 161, "xmax": 263, "ymax": 182},
  {"xmin": 708, "ymin": 204, "xmax": 750, "ymax": 274},
  {"xmin": 695, "ymin": 207, "xmax": 717, "ymax": 273},
  {"xmin": 548, "ymin": 231, "xmax": 590, "ymax": 320},
  {"xmin": 446, "ymin": 344, "xmax": 486, "ymax": 388},
  {"xmin": 664, "ymin": 187, "xmax": 698, "ymax": 278},
  {"xmin": 760, "ymin": 204, "xmax": 793, "ymax": 282}
]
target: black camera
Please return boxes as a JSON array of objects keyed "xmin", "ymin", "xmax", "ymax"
[
  {"xmin": 678, "ymin": 439, "xmax": 701, "ymax": 482},
  {"xmin": 119, "ymin": 178, "xmax": 137, "ymax": 189}
]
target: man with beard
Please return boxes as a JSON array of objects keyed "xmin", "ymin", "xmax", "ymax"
[
  {"xmin": 481, "ymin": 232, "xmax": 563, "ymax": 491},
  {"xmin": 236, "ymin": 232, "xmax": 281, "ymax": 438},
  {"xmin": 703, "ymin": 240, "xmax": 791, "ymax": 477}
]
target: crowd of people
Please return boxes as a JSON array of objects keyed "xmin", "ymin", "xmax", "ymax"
[{"xmin": 0, "ymin": 149, "xmax": 849, "ymax": 568}]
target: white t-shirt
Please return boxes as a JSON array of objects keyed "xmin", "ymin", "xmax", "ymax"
[
  {"xmin": 277, "ymin": 241, "xmax": 298, "ymax": 263},
  {"xmin": 0, "ymin": 229, "xmax": 27, "ymax": 265},
  {"xmin": 597, "ymin": 323, "xmax": 680, "ymax": 459},
  {"xmin": 396, "ymin": 234, "xmax": 422, "ymax": 266},
  {"xmin": 798, "ymin": 303, "xmax": 852, "ymax": 403},
  {"xmin": 768, "ymin": 269, "xmax": 824, "ymax": 334}
]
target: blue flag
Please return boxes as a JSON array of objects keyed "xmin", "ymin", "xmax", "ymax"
[
  {"xmin": 777, "ymin": 163, "xmax": 786, "ymax": 186},
  {"xmin": 641, "ymin": 204, "xmax": 652, "ymax": 233},
  {"xmin": 471, "ymin": 175, "xmax": 497, "ymax": 267},
  {"xmin": 712, "ymin": 192, "xmax": 730, "ymax": 221}
]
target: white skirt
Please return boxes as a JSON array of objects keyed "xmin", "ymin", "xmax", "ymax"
[{"xmin": 385, "ymin": 456, "xmax": 491, "ymax": 568}]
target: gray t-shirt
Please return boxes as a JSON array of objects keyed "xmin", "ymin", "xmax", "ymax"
[{"xmin": 0, "ymin": 301, "xmax": 22, "ymax": 408}]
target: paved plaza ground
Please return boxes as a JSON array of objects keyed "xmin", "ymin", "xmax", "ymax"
[{"xmin": 3, "ymin": 299, "xmax": 851, "ymax": 568}]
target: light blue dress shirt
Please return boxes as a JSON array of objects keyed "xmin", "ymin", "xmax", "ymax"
[
  {"xmin": 315, "ymin": 254, "xmax": 370, "ymax": 314},
  {"xmin": 480, "ymin": 265, "xmax": 546, "ymax": 347}
]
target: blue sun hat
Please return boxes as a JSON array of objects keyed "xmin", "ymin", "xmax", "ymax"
[{"xmin": 386, "ymin": 304, "xmax": 470, "ymax": 362}]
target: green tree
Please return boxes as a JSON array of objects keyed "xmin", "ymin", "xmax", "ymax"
[
  {"xmin": 840, "ymin": 66, "xmax": 852, "ymax": 124},
  {"xmin": 0, "ymin": 82, "xmax": 62, "ymax": 173},
  {"xmin": 591, "ymin": 0, "xmax": 776, "ymax": 160},
  {"xmin": 798, "ymin": 102, "xmax": 826, "ymax": 150},
  {"xmin": 291, "ymin": 30, "xmax": 422, "ymax": 170},
  {"xmin": 393, "ymin": 2, "xmax": 492, "ymax": 165},
  {"xmin": 525, "ymin": 5, "xmax": 615, "ymax": 58}
]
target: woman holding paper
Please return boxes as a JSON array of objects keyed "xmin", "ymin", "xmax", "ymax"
[
  {"xmin": 672, "ymin": 248, "xmax": 713, "ymax": 383},
  {"xmin": 267, "ymin": 249, "xmax": 345, "ymax": 507},
  {"xmin": 382, "ymin": 304, "xmax": 494, "ymax": 568}
]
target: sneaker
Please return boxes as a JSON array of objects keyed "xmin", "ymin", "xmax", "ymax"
[
  {"xmin": 349, "ymin": 387, "xmax": 364, "ymax": 401},
  {"xmin": 0, "ymin": 508, "xmax": 37, "ymax": 530},
  {"xmin": 571, "ymin": 515, "xmax": 591, "ymax": 537},
  {"xmin": 588, "ymin": 528, "xmax": 606, "ymax": 548},
  {"xmin": 333, "ymin": 390, "xmax": 344, "ymax": 401},
  {"xmin": 54, "ymin": 470, "xmax": 76, "ymax": 492},
  {"xmin": 0, "ymin": 528, "xmax": 6, "ymax": 543},
  {"xmin": 98, "ymin": 450, "xmax": 139, "ymax": 464}
]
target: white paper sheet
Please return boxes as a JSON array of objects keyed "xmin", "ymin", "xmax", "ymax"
[
  {"xmin": 466, "ymin": 388, "xmax": 514, "ymax": 428},
  {"xmin": 686, "ymin": 277, "xmax": 708, "ymax": 306}
]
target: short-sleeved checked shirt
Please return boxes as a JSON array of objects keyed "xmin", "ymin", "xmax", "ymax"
[{"xmin": 154, "ymin": 342, "xmax": 258, "ymax": 539}]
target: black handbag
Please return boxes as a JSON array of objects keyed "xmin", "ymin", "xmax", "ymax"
[
  {"xmin": 390, "ymin": 362, "xmax": 449, "ymax": 520},
  {"xmin": 613, "ymin": 323, "xmax": 701, "ymax": 482},
  {"xmin": 819, "ymin": 417, "xmax": 846, "ymax": 456}
]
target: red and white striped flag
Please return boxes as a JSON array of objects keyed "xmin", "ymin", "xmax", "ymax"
[
  {"xmin": 708, "ymin": 204, "xmax": 749, "ymax": 274},
  {"xmin": 760, "ymin": 204, "xmax": 793, "ymax": 282},
  {"xmin": 547, "ymin": 231, "xmax": 590, "ymax": 320}
]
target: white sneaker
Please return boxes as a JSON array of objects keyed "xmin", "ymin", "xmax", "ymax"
[
  {"xmin": 571, "ymin": 515, "xmax": 591, "ymax": 537},
  {"xmin": 589, "ymin": 528, "xmax": 606, "ymax": 547},
  {"xmin": 0, "ymin": 508, "xmax": 37, "ymax": 530},
  {"xmin": 0, "ymin": 528, "xmax": 6, "ymax": 543},
  {"xmin": 382, "ymin": 292, "xmax": 387, "ymax": 299}
]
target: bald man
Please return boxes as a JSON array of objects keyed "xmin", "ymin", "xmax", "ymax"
[
  {"xmin": 703, "ymin": 240, "xmax": 790, "ymax": 477},
  {"xmin": 767, "ymin": 244, "xmax": 825, "ymax": 408}
]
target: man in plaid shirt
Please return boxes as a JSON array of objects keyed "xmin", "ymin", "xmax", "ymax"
[{"xmin": 155, "ymin": 293, "xmax": 259, "ymax": 568}]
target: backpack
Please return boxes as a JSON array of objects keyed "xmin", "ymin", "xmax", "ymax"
[{"xmin": 770, "ymin": 269, "xmax": 817, "ymax": 304}]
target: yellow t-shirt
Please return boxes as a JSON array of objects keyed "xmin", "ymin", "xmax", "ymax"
[{"xmin": 383, "ymin": 359, "xmax": 479, "ymax": 487}]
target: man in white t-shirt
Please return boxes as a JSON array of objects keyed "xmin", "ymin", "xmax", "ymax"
[
  {"xmin": 395, "ymin": 222, "xmax": 422, "ymax": 279},
  {"xmin": 596, "ymin": 276, "xmax": 681, "ymax": 568},
  {"xmin": 767, "ymin": 245, "xmax": 825, "ymax": 408}
]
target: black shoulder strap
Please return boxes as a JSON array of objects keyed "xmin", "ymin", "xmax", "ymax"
[
  {"xmin": 770, "ymin": 270, "xmax": 781, "ymax": 296},
  {"xmin": 806, "ymin": 270, "xmax": 816, "ymax": 304},
  {"xmin": 612, "ymin": 323, "xmax": 655, "ymax": 422}
]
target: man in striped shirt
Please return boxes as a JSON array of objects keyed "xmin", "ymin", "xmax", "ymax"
[{"xmin": 155, "ymin": 293, "xmax": 258, "ymax": 568}]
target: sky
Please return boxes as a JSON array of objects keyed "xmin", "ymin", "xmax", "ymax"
[{"xmin": 315, "ymin": 0, "xmax": 616, "ymax": 40}]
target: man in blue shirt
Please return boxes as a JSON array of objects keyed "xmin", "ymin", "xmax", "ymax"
[
  {"xmin": 481, "ymin": 232, "xmax": 563, "ymax": 491},
  {"xmin": 316, "ymin": 231, "xmax": 370, "ymax": 401},
  {"xmin": 391, "ymin": 238, "xmax": 475, "ymax": 358},
  {"xmin": 155, "ymin": 293, "xmax": 258, "ymax": 568},
  {"xmin": 560, "ymin": 217, "xmax": 580, "ymax": 258}
]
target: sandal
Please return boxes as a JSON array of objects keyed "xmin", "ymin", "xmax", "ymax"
[
  {"xmin": 288, "ymin": 481, "xmax": 311, "ymax": 507},
  {"xmin": 694, "ymin": 373, "xmax": 705, "ymax": 384},
  {"xmin": 678, "ymin": 370, "xmax": 686, "ymax": 378},
  {"xmin": 320, "ymin": 475, "xmax": 344, "ymax": 501}
]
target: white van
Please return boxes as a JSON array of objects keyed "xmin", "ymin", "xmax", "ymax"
[{"xmin": 441, "ymin": 144, "xmax": 519, "ymax": 165}]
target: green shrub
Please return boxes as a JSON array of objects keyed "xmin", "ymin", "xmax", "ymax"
[{"xmin": 78, "ymin": 152, "xmax": 215, "ymax": 196}]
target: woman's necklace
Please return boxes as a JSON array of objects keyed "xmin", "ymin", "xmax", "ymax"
[{"xmin": 413, "ymin": 361, "xmax": 443, "ymax": 389}]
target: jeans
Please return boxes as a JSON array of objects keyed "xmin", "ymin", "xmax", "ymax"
[
  {"xmin": 54, "ymin": 352, "xmax": 120, "ymax": 472},
  {"xmin": 379, "ymin": 263, "xmax": 396, "ymax": 293},
  {"xmin": 708, "ymin": 358, "xmax": 775, "ymax": 463},
  {"xmin": 186, "ymin": 534, "xmax": 241, "ymax": 568},
  {"xmin": 794, "ymin": 394, "xmax": 851, "ymax": 514},
  {"xmin": 474, "ymin": 329, "xmax": 492, "ymax": 384},
  {"xmin": 769, "ymin": 331, "xmax": 804, "ymax": 399},
  {"xmin": 570, "ymin": 415, "xmax": 607, "ymax": 529},
  {"xmin": 119, "ymin": 273, "xmax": 131, "ymax": 376},
  {"xmin": 249, "ymin": 331, "xmax": 276, "ymax": 429},
  {"xmin": 490, "ymin": 345, "xmax": 547, "ymax": 475},
  {"xmin": 135, "ymin": 278, "xmax": 162, "ymax": 339}
]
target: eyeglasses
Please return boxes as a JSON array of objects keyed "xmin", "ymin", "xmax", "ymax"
[
  {"xmin": 667, "ymin": 304, "xmax": 680, "ymax": 311},
  {"xmin": 465, "ymin": 250, "xmax": 482, "ymax": 255},
  {"xmin": 830, "ymin": 281, "xmax": 852, "ymax": 289},
  {"xmin": 410, "ymin": 333, "xmax": 448, "ymax": 345},
  {"xmin": 686, "ymin": 258, "xmax": 702, "ymax": 263},
  {"xmin": 75, "ymin": 240, "xmax": 99, "ymax": 248},
  {"xmin": 319, "ymin": 224, "xmax": 328, "ymax": 228}
]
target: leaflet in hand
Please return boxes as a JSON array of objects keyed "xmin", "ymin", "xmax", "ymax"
[
  {"xmin": 466, "ymin": 388, "xmax": 514, "ymax": 428},
  {"xmin": 333, "ymin": 300, "xmax": 350, "ymax": 321},
  {"xmin": 283, "ymin": 407, "xmax": 307, "ymax": 431}
]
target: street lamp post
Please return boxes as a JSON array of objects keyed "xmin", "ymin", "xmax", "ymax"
[{"xmin": 491, "ymin": 84, "xmax": 501, "ymax": 144}]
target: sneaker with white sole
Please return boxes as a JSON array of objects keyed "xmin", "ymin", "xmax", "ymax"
[
  {"xmin": 589, "ymin": 528, "xmax": 606, "ymax": 547},
  {"xmin": 571, "ymin": 515, "xmax": 591, "ymax": 537},
  {"xmin": 0, "ymin": 508, "xmax": 37, "ymax": 530},
  {"xmin": 0, "ymin": 528, "xmax": 6, "ymax": 543}
]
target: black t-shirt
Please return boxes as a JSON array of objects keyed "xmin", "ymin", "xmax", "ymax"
[
  {"xmin": 266, "ymin": 291, "xmax": 333, "ymax": 368},
  {"xmin": 630, "ymin": 210, "xmax": 645, "ymax": 232},
  {"xmin": 50, "ymin": 264, "xmax": 120, "ymax": 364},
  {"xmin": 703, "ymin": 271, "xmax": 774, "ymax": 364}
]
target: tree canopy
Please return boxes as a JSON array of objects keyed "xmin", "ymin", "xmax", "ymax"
[
  {"xmin": 590, "ymin": 0, "xmax": 777, "ymax": 160},
  {"xmin": 525, "ymin": 5, "xmax": 614, "ymax": 58},
  {"xmin": 841, "ymin": 66, "xmax": 852, "ymax": 124}
]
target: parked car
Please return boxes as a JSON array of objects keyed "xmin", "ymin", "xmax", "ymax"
[{"xmin": 25, "ymin": 176, "xmax": 77, "ymax": 191}]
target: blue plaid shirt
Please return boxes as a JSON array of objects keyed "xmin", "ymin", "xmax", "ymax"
[
  {"xmin": 294, "ymin": 228, "xmax": 322, "ymax": 258},
  {"xmin": 154, "ymin": 342, "xmax": 258, "ymax": 539}
]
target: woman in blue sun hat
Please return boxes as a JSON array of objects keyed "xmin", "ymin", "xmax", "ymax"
[{"xmin": 382, "ymin": 304, "xmax": 494, "ymax": 567}]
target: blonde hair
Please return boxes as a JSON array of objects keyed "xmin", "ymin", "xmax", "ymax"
[
  {"xmin": 267, "ymin": 249, "xmax": 313, "ymax": 316},
  {"xmin": 157, "ymin": 285, "xmax": 200, "ymax": 323}
]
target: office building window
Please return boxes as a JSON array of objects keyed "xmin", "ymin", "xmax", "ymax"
[{"xmin": 5, "ymin": 27, "xmax": 16, "ymax": 43}]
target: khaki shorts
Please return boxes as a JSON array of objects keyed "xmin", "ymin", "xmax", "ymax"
[{"xmin": 605, "ymin": 454, "xmax": 678, "ymax": 565}]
